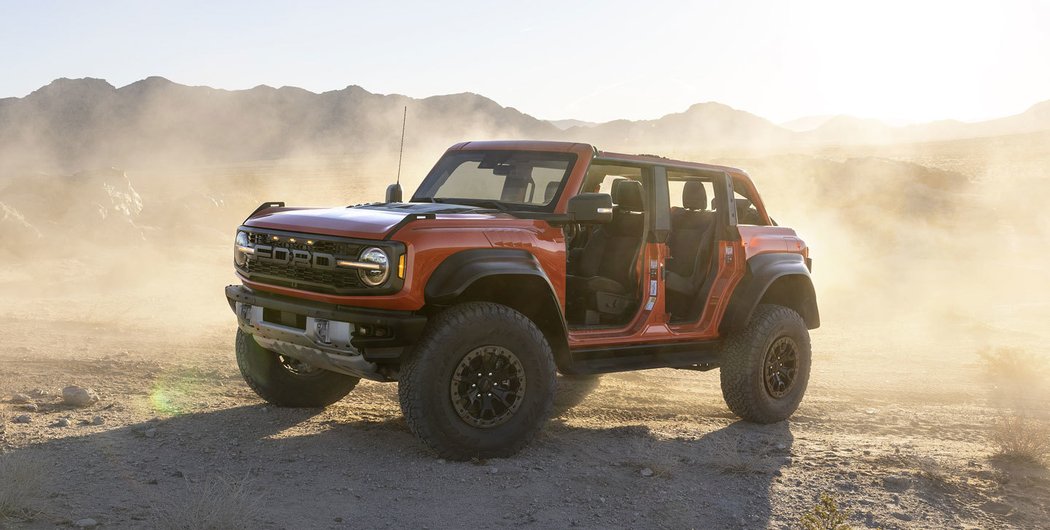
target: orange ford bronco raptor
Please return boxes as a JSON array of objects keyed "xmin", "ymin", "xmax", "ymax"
[{"xmin": 226, "ymin": 140, "xmax": 818, "ymax": 459}]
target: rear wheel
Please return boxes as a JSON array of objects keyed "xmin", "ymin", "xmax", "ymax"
[
  {"xmin": 719, "ymin": 304, "xmax": 811, "ymax": 423},
  {"xmin": 236, "ymin": 329, "xmax": 359, "ymax": 407},
  {"xmin": 398, "ymin": 302, "xmax": 556, "ymax": 460}
]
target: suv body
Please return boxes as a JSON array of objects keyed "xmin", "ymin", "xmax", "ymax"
[{"xmin": 227, "ymin": 140, "xmax": 819, "ymax": 458}]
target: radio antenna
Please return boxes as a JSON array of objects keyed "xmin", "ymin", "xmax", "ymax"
[
  {"xmin": 385, "ymin": 106, "xmax": 407, "ymax": 203},
  {"xmin": 396, "ymin": 105, "xmax": 407, "ymax": 186}
]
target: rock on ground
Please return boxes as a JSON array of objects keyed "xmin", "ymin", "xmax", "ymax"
[{"xmin": 63, "ymin": 385, "xmax": 99, "ymax": 407}]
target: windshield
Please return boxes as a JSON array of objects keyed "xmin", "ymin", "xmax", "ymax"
[{"xmin": 412, "ymin": 151, "xmax": 577, "ymax": 211}]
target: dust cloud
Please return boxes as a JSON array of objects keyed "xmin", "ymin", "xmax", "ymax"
[{"xmin": 2, "ymin": 97, "xmax": 1049, "ymax": 361}]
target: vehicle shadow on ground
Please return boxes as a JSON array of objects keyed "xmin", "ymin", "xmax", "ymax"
[{"xmin": 5, "ymin": 383, "xmax": 794, "ymax": 529}]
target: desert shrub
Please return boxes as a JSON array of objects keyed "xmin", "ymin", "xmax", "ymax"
[
  {"xmin": 0, "ymin": 453, "xmax": 43, "ymax": 519},
  {"xmin": 978, "ymin": 347, "xmax": 1045, "ymax": 387},
  {"xmin": 991, "ymin": 415, "xmax": 1050, "ymax": 465},
  {"xmin": 978, "ymin": 347, "xmax": 1049, "ymax": 410},
  {"xmin": 799, "ymin": 492, "xmax": 852, "ymax": 530},
  {"xmin": 979, "ymin": 347, "xmax": 1050, "ymax": 465},
  {"xmin": 156, "ymin": 475, "xmax": 260, "ymax": 530}
]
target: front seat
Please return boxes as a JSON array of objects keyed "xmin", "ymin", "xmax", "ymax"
[
  {"xmin": 666, "ymin": 181, "xmax": 716, "ymax": 317},
  {"xmin": 567, "ymin": 179, "xmax": 646, "ymax": 323},
  {"xmin": 543, "ymin": 181, "xmax": 560, "ymax": 203}
]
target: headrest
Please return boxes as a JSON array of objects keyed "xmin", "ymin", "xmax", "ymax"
[
  {"xmin": 612, "ymin": 179, "xmax": 644, "ymax": 211},
  {"xmin": 544, "ymin": 181, "xmax": 560, "ymax": 203},
  {"xmin": 682, "ymin": 181, "xmax": 707, "ymax": 210},
  {"xmin": 735, "ymin": 198, "xmax": 753, "ymax": 214}
]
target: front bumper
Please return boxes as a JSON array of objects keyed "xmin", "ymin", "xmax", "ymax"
[{"xmin": 225, "ymin": 285, "xmax": 427, "ymax": 379}]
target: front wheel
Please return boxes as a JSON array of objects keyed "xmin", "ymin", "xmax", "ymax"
[
  {"xmin": 236, "ymin": 329, "xmax": 359, "ymax": 407},
  {"xmin": 719, "ymin": 304, "xmax": 812, "ymax": 423},
  {"xmin": 398, "ymin": 302, "xmax": 557, "ymax": 460}
]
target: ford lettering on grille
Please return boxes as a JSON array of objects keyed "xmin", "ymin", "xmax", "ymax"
[
  {"xmin": 237, "ymin": 231, "xmax": 369, "ymax": 293},
  {"xmin": 252, "ymin": 245, "xmax": 336, "ymax": 269}
]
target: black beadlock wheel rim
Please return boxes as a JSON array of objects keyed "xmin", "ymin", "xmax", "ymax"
[
  {"xmin": 449, "ymin": 345, "xmax": 527, "ymax": 428},
  {"xmin": 763, "ymin": 336, "xmax": 799, "ymax": 399}
]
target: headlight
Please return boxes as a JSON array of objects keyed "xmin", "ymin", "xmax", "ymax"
[
  {"xmin": 234, "ymin": 231, "xmax": 250, "ymax": 267},
  {"xmin": 358, "ymin": 247, "xmax": 390, "ymax": 286}
]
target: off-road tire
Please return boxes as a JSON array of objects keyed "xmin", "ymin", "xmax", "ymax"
[
  {"xmin": 398, "ymin": 302, "xmax": 557, "ymax": 460},
  {"xmin": 236, "ymin": 329, "xmax": 359, "ymax": 407},
  {"xmin": 720, "ymin": 304, "xmax": 811, "ymax": 423}
]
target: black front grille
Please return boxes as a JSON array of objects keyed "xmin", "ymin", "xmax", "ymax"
[
  {"xmin": 246, "ymin": 232, "xmax": 365, "ymax": 258},
  {"xmin": 243, "ymin": 259, "xmax": 366, "ymax": 290},
  {"xmin": 238, "ymin": 229, "xmax": 392, "ymax": 295}
]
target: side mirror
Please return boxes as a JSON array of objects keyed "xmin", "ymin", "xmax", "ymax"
[
  {"xmin": 567, "ymin": 192, "xmax": 613, "ymax": 224},
  {"xmin": 385, "ymin": 183, "xmax": 403, "ymax": 203}
]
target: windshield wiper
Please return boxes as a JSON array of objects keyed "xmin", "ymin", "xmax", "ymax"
[
  {"xmin": 426, "ymin": 198, "xmax": 510, "ymax": 211},
  {"xmin": 462, "ymin": 199, "xmax": 509, "ymax": 211}
]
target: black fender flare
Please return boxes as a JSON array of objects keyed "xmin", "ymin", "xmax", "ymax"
[
  {"xmin": 424, "ymin": 249, "xmax": 555, "ymax": 304},
  {"xmin": 719, "ymin": 253, "xmax": 820, "ymax": 334},
  {"xmin": 424, "ymin": 248, "xmax": 573, "ymax": 371}
]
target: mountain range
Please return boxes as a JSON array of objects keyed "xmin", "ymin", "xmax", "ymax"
[{"xmin": 2, "ymin": 76, "xmax": 1049, "ymax": 175}]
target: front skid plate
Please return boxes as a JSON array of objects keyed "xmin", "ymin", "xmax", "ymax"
[{"xmin": 234, "ymin": 302, "xmax": 391, "ymax": 382}]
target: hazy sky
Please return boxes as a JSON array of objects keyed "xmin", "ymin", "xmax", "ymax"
[{"xmin": 2, "ymin": 0, "xmax": 1049, "ymax": 124}]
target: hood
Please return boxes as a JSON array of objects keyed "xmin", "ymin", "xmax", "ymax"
[{"xmin": 244, "ymin": 202, "xmax": 496, "ymax": 239}]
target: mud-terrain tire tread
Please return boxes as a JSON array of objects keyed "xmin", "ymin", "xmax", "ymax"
[
  {"xmin": 236, "ymin": 329, "xmax": 359, "ymax": 408},
  {"xmin": 398, "ymin": 302, "xmax": 556, "ymax": 460},
  {"xmin": 720, "ymin": 304, "xmax": 811, "ymax": 423}
]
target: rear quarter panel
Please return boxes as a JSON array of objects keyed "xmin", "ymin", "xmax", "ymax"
[{"xmin": 737, "ymin": 225, "xmax": 808, "ymax": 260}]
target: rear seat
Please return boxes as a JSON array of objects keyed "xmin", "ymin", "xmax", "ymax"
[{"xmin": 666, "ymin": 181, "xmax": 716, "ymax": 316}]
